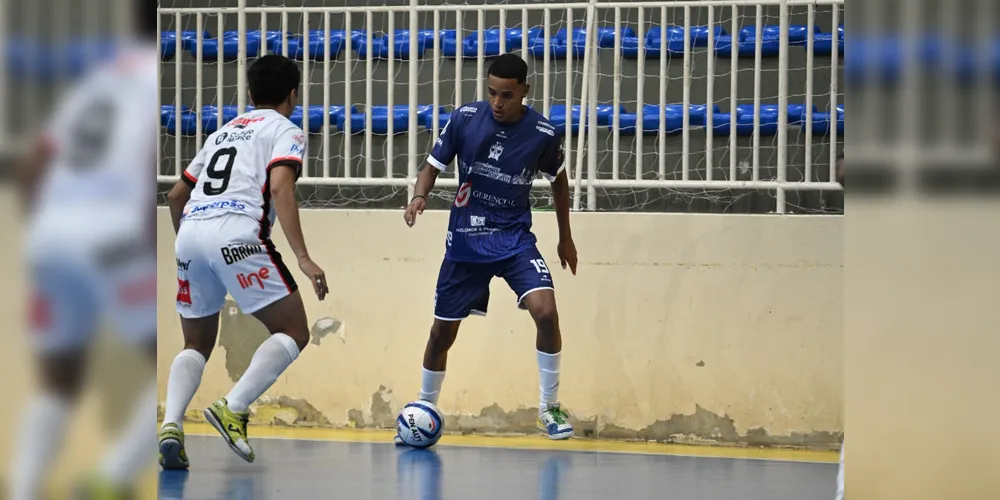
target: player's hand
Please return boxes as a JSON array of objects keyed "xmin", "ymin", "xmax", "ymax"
[
  {"xmin": 298, "ymin": 256, "xmax": 328, "ymax": 301},
  {"xmin": 404, "ymin": 196, "xmax": 426, "ymax": 227},
  {"xmin": 558, "ymin": 238, "xmax": 578, "ymax": 275}
]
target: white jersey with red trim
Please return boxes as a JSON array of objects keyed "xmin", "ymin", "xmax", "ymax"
[
  {"xmin": 181, "ymin": 109, "xmax": 305, "ymax": 235},
  {"xmin": 30, "ymin": 42, "xmax": 157, "ymax": 226}
]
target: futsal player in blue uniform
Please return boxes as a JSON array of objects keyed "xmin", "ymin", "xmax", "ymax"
[{"xmin": 402, "ymin": 53, "xmax": 578, "ymax": 440}]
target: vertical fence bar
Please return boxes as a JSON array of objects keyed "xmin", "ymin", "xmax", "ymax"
[
  {"xmin": 681, "ymin": 6, "xmax": 691, "ymax": 181},
  {"xmin": 828, "ymin": 3, "xmax": 839, "ymax": 181},
  {"xmin": 174, "ymin": 13, "xmax": 182, "ymax": 172},
  {"xmin": 364, "ymin": 13, "xmax": 373, "ymax": 178},
  {"xmin": 455, "ymin": 12, "xmax": 463, "ymax": 115},
  {"xmin": 282, "ymin": 12, "xmax": 289, "ymax": 56},
  {"xmin": 521, "ymin": 8, "xmax": 528, "ymax": 76},
  {"xmin": 752, "ymin": 5, "xmax": 762, "ymax": 181},
  {"xmin": 155, "ymin": 9, "xmax": 161, "ymax": 176},
  {"xmin": 564, "ymin": 8, "xmax": 573, "ymax": 169},
  {"xmin": 476, "ymin": 9, "xmax": 485, "ymax": 101},
  {"xmin": 571, "ymin": 0, "xmax": 595, "ymax": 211},
  {"xmin": 344, "ymin": 12, "xmax": 353, "ymax": 178},
  {"xmin": 217, "ymin": 14, "xmax": 224, "ymax": 131},
  {"xmin": 612, "ymin": 7, "xmax": 621, "ymax": 181},
  {"xmin": 776, "ymin": 0, "xmax": 789, "ymax": 213},
  {"xmin": 729, "ymin": 5, "xmax": 738, "ymax": 181},
  {"xmin": 658, "ymin": 6, "xmax": 666, "ymax": 180},
  {"xmin": 195, "ymin": 14, "xmax": 204, "ymax": 150},
  {"xmin": 804, "ymin": 3, "xmax": 814, "ymax": 182},
  {"xmin": 408, "ymin": 0, "xmax": 419, "ymax": 200},
  {"xmin": 387, "ymin": 15, "xmax": 395, "ymax": 178},
  {"xmin": 432, "ymin": 10, "xmax": 441, "ymax": 139},
  {"xmin": 499, "ymin": 9, "xmax": 507, "ymax": 54},
  {"xmin": 323, "ymin": 12, "xmax": 331, "ymax": 178},
  {"xmin": 543, "ymin": 9, "xmax": 551, "ymax": 118},
  {"xmin": 586, "ymin": 6, "xmax": 598, "ymax": 210},
  {"xmin": 636, "ymin": 8, "xmax": 644, "ymax": 179},
  {"xmin": 237, "ymin": 0, "xmax": 247, "ymax": 113},
  {"xmin": 705, "ymin": 6, "xmax": 715, "ymax": 181},
  {"xmin": 301, "ymin": 13, "xmax": 310, "ymax": 171}
]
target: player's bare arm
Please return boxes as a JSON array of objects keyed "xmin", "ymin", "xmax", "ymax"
[
  {"xmin": 16, "ymin": 136, "xmax": 54, "ymax": 212},
  {"xmin": 404, "ymin": 164, "xmax": 441, "ymax": 227},
  {"xmin": 550, "ymin": 170, "xmax": 577, "ymax": 275},
  {"xmin": 270, "ymin": 164, "xmax": 328, "ymax": 300},
  {"xmin": 166, "ymin": 180, "xmax": 193, "ymax": 234}
]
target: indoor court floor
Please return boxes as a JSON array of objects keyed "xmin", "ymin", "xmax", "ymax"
[{"xmin": 157, "ymin": 424, "xmax": 840, "ymax": 500}]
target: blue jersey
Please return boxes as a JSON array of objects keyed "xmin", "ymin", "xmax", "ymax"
[{"xmin": 426, "ymin": 101, "xmax": 564, "ymax": 263}]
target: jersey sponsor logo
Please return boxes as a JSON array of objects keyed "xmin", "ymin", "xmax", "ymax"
[
  {"xmin": 177, "ymin": 258, "xmax": 190, "ymax": 271},
  {"xmin": 177, "ymin": 278, "xmax": 192, "ymax": 305},
  {"xmin": 463, "ymin": 161, "xmax": 533, "ymax": 185},
  {"xmin": 470, "ymin": 215, "xmax": 485, "ymax": 227},
  {"xmin": 536, "ymin": 125, "xmax": 555, "ymax": 136},
  {"xmin": 215, "ymin": 129, "xmax": 255, "ymax": 144},
  {"xmin": 221, "ymin": 244, "xmax": 264, "ymax": 265},
  {"xmin": 454, "ymin": 181, "xmax": 472, "ymax": 207},
  {"xmin": 229, "ymin": 116, "xmax": 266, "ymax": 128},
  {"xmin": 458, "ymin": 105, "xmax": 479, "ymax": 115},
  {"xmin": 536, "ymin": 120, "xmax": 555, "ymax": 130},
  {"xmin": 237, "ymin": 266, "xmax": 270, "ymax": 290},
  {"xmin": 186, "ymin": 199, "xmax": 249, "ymax": 216},
  {"xmin": 472, "ymin": 190, "xmax": 516, "ymax": 208},
  {"xmin": 487, "ymin": 142, "xmax": 504, "ymax": 161}
]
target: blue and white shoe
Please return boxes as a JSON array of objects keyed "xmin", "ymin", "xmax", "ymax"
[{"xmin": 538, "ymin": 403, "xmax": 574, "ymax": 440}]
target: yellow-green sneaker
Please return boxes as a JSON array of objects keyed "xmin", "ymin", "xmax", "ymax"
[
  {"xmin": 158, "ymin": 423, "xmax": 189, "ymax": 470},
  {"xmin": 203, "ymin": 398, "xmax": 255, "ymax": 463}
]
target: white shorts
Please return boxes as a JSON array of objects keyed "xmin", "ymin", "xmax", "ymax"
[
  {"xmin": 24, "ymin": 208, "xmax": 156, "ymax": 354},
  {"xmin": 174, "ymin": 213, "xmax": 298, "ymax": 318}
]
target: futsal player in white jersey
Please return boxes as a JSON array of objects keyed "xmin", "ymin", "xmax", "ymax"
[
  {"xmin": 7, "ymin": 2, "xmax": 158, "ymax": 499},
  {"xmin": 159, "ymin": 54, "xmax": 329, "ymax": 468}
]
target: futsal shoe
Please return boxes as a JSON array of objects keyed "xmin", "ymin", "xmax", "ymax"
[
  {"xmin": 203, "ymin": 398, "xmax": 255, "ymax": 463},
  {"xmin": 538, "ymin": 403, "xmax": 574, "ymax": 440},
  {"xmin": 158, "ymin": 423, "xmax": 189, "ymax": 470}
]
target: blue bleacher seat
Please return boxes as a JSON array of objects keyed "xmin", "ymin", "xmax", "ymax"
[
  {"xmin": 336, "ymin": 105, "xmax": 409, "ymax": 135},
  {"xmin": 356, "ymin": 30, "xmax": 436, "ymax": 59},
  {"xmin": 740, "ymin": 25, "xmax": 817, "ymax": 45},
  {"xmin": 161, "ymin": 31, "xmax": 208, "ymax": 60},
  {"xmin": 735, "ymin": 104, "xmax": 817, "ymax": 125},
  {"xmin": 651, "ymin": 26, "xmax": 727, "ymax": 48},
  {"xmin": 813, "ymin": 26, "xmax": 845, "ymax": 56},
  {"xmin": 715, "ymin": 34, "xmax": 780, "ymax": 58},
  {"xmin": 200, "ymin": 105, "xmax": 241, "ymax": 134},
  {"xmin": 184, "ymin": 31, "xmax": 262, "ymax": 61},
  {"xmin": 161, "ymin": 106, "xmax": 198, "ymax": 136},
  {"xmin": 8, "ymin": 38, "xmax": 117, "ymax": 81}
]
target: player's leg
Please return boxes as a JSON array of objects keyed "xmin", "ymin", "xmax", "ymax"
[
  {"xmin": 202, "ymin": 222, "xmax": 308, "ymax": 463},
  {"xmin": 503, "ymin": 247, "xmax": 573, "ymax": 440},
  {"xmin": 419, "ymin": 259, "xmax": 493, "ymax": 404},
  {"xmin": 159, "ymin": 222, "xmax": 228, "ymax": 470},
  {"xmin": 8, "ymin": 259, "xmax": 98, "ymax": 500}
]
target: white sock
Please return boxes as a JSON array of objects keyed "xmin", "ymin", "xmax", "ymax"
[
  {"xmin": 835, "ymin": 441, "xmax": 845, "ymax": 500},
  {"xmin": 100, "ymin": 378, "xmax": 157, "ymax": 486},
  {"xmin": 419, "ymin": 367, "xmax": 446, "ymax": 404},
  {"xmin": 161, "ymin": 349, "xmax": 207, "ymax": 431},
  {"xmin": 225, "ymin": 333, "xmax": 300, "ymax": 413},
  {"xmin": 8, "ymin": 392, "xmax": 72, "ymax": 500},
  {"xmin": 537, "ymin": 350, "xmax": 561, "ymax": 411}
]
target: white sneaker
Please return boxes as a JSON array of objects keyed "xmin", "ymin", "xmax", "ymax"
[{"xmin": 538, "ymin": 403, "xmax": 574, "ymax": 440}]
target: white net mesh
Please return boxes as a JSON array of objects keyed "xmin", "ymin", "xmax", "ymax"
[{"xmin": 157, "ymin": 0, "xmax": 844, "ymax": 214}]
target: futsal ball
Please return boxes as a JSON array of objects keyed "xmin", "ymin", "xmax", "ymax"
[{"xmin": 396, "ymin": 401, "xmax": 445, "ymax": 448}]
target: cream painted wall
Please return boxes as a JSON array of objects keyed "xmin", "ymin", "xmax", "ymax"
[{"xmin": 157, "ymin": 208, "xmax": 843, "ymax": 448}]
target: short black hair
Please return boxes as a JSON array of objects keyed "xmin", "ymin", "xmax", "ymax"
[
  {"xmin": 136, "ymin": 0, "xmax": 156, "ymax": 39},
  {"xmin": 487, "ymin": 53, "xmax": 528, "ymax": 84},
  {"xmin": 247, "ymin": 55, "xmax": 300, "ymax": 107}
]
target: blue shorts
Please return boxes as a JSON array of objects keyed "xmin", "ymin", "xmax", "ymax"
[{"xmin": 434, "ymin": 246, "xmax": 555, "ymax": 321}]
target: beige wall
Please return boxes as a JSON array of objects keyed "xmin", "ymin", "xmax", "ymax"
[{"xmin": 157, "ymin": 208, "xmax": 844, "ymax": 449}]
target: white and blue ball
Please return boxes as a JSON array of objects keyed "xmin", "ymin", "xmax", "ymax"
[{"xmin": 396, "ymin": 401, "xmax": 444, "ymax": 448}]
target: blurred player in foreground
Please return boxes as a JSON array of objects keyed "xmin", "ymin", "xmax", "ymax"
[
  {"xmin": 402, "ymin": 53, "xmax": 578, "ymax": 441},
  {"xmin": 7, "ymin": 2, "xmax": 157, "ymax": 498},
  {"xmin": 160, "ymin": 54, "xmax": 328, "ymax": 468}
]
